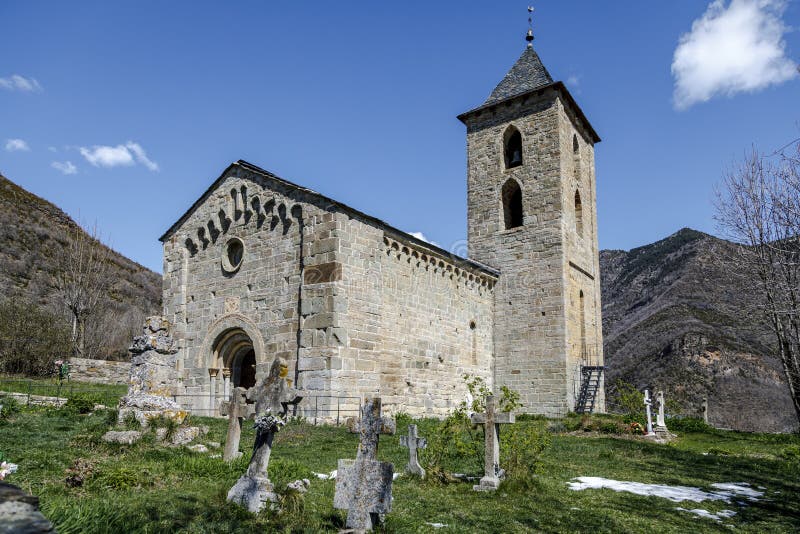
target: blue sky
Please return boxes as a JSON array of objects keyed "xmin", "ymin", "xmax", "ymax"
[{"xmin": 1, "ymin": 1, "xmax": 798, "ymax": 274}]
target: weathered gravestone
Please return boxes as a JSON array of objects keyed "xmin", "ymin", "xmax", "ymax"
[
  {"xmin": 654, "ymin": 391, "xmax": 674, "ymax": 441},
  {"xmin": 334, "ymin": 397, "xmax": 395, "ymax": 531},
  {"xmin": 220, "ymin": 387, "xmax": 255, "ymax": 461},
  {"xmin": 0, "ymin": 483, "xmax": 55, "ymax": 534},
  {"xmin": 117, "ymin": 316, "xmax": 185, "ymax": 428},
  {"xmin": 470, "ymin": 395, "xmax": 514, "ymax": 491},
  {"xmin": 227, "ymin": 357, "xmax": 302, "ymax": 513},
  {"xmin": 644, "ymin": 389, "xmax": 654, "ymax": 435},
  {"xmin": 399, "ymin": 424, "xmax": 427, "ymax": 478}
]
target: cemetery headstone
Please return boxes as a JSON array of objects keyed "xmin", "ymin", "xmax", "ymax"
[
  {"xmin": 221, "ymin": 387, "xmax": 255, "ymax": 461},
  {"xmin": 227, "ymin": 357, "xmax": 302, "ymax": 513},
  {"xmin": 399, "ymin": 424, "xmax": 427, "ymax": 478},
  {"xmin": 644, "ymin": 389, "xmax": 654, "ymax": 435},
  {"xmin": 334, "ymin": 397, "xmax": 395, "ymax": 531},
  {"xmin": 655, "ymin": 391, "xmax": 667, "ymax": 428},
  {"xmin": 470, "ymin": 395, "xmax": 514, "ymax": 491}
]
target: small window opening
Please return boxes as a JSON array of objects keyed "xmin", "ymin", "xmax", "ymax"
[
  {"xmin": 502, "ymin": 179, "xmax": 524, "ymax": 229},
  {"xmin": 574, "ymin": 190, "xmax": 583, "ymax": 236},
  {"xmin": 504, "ymin": 126, "xmax": 523, "ymax": 169},
  {"xmin": 469, "ymin": 320, "xmax": 477, "ymax": 330},
  {"xmin": 573, "ymin": 134, "xmax": 579, "ymax": 154}
]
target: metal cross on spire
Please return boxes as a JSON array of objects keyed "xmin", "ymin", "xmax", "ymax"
[{"xmin": 526, "ymin": 6, "xmax": 535, "ymax": 48}]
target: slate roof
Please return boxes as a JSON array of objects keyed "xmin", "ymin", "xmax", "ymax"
[{"xmin": 484, "ymin": 46, "xmax": 553, "ymax": 106}]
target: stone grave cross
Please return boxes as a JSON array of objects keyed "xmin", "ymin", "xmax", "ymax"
[
  {"xmin": 656, "ymin": 390, "xmax": 666, "ymax": 428},
  {"xmin": 227, "ymin": 357, "xmax": 302, "ymax": 513},
  {"xmin": 644, "ymin": 389, "xmax": 654, "ymax": 435},
  {"xmin": 399, "ymin": 424, "xmax": 427, "ymax": 478},
  {"xmin": 470, "ymin": 395, "xmax": 515, "ymax": 491},
  {"xmin": 220, "ymin": 387, "xmax": 255, "ymax": 461},
  {"xmin": 334, "ymin": 397, "xmax": 395, "ymax": 531}
]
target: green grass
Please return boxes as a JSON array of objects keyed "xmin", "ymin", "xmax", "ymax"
[
  {"xmin": 1, "ymin": 407, "xmax": 799, "ymax": 533},
  {"xmin": 0, "ymin": 375, "xmax": 127, "ymax": 406}
]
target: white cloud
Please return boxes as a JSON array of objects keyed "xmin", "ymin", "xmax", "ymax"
[
  {"xmin": 125, "ymin": 141, "xmax": 159, "ymax": 171},
  {"xmin": 0, "ymin": 74, "xmax": 42, "ymax": 92},
  {"xmin": 78, "ymin": 141, "xmax": 159, "ymax": 171},
  {"xmin": 672, "ymin": 0, "xmax": 798, "ymax": 110},
  {"xmin": 5, "ymin": 138, "xmax": 30, "ymax": 152},
  {"xmin": 409, "ymin": 231, "xmax": 440, "ymax": 247},
  {"xmin": 51, "ymin": 161, "xmax": 77, "ymax": 175}
]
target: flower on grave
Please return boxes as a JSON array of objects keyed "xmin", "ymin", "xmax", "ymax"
[
  {"xmin": 0, "ymin": 461, "xmax": 18, "ymax": 480},
  {"xmin": 628, "ymin": 422, "xmax": 644, "ymax": 435},
  {"xmin": 253, "ymin": 409, "xmax": 286, "ymax": 433}
]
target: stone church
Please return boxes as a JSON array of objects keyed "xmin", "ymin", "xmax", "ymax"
[{"xmin": 159, "ymin": 36, "xmax": 605, "ymax": 419}]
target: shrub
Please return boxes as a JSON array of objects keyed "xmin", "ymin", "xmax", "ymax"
[
  {"xmin": 501, "ymin": 423, "xmax": 551, "ymax": 486},
  {"xmin": 63, "ymin": 396, "xmax": 95, "ymax": 415},
  {"xmin": 666, "ymin": 417, "xmax": 709, "ymax": 433},
  {"xmin": 0, "ymin": 297, "xmax": 71, "ymax": 376},
  {"xmin": 150, "ymin": 414, "xmax": 179, "ymax": 442},
  {"xmin": 0, "ymin": 396, "xmax": 20, "ymax": 421},
  {"xmin": 780, "ymin": 444, "xmax": 800, "ymax": 462}
]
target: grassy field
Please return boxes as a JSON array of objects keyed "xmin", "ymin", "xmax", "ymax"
[
  {"xmin": 1, "ymin": 404, "xmax": 798, "ymax": 533},
  {"xmin": 0, "ymin": 375, "xmax": 127, "ymax": 406}
]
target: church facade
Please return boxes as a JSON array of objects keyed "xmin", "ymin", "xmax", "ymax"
[{"xmin": 159, "ymin": 41, "xmax": 604, "ymax": 418}]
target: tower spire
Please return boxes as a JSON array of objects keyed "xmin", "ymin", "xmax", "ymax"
[{"xmin": 526, "ymin": 6, "xmax": 534, "ymax": 48}]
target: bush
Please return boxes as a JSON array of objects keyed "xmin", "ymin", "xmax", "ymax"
[
  {"xmin": 0, "ymin": 297, "xmax": 71, "ymax": 376},
  {"xmin": 0, "ymin": 396, "xmax": 20, "ymax": 421},
  {"xmin": 780, "ymin": 444, "xmax": 800, "ymax": 462},
  {"xmin": 63, "ymin": 396, "xmax": 95, "ymax": 415},
  {"xmin": 501, "ymin": 423, "xmax": 551, "ymax": 485},
  {"xmin": 666, "ymin": 417, "xmax": 709, "ymax": 433}
]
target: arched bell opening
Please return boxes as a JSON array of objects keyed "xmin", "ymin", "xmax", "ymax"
[{"xmin": 503, "ymin": 125, "xmax": 523, "ymax": 169}]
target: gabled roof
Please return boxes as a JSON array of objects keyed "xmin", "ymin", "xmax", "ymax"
[
  {"xmin": 159, "ymin": 160, "xmax": 499, "ymax": 277},
  {"xmin": 484, "ymin": 46, "xmax": 553, "ymax": 106}
]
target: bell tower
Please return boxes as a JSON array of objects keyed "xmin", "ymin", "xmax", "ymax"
[{"xmin": 458, "ymin": 17, "xmax": 604, "ymax": 415}]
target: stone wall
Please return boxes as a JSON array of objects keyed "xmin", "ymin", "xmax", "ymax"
[
  {"xmin": 68, "ymin": 357, "xmax": 130, "ymax": 385},
  {"xmin": 330, "ymin": 221, "xmax": 496, "ymax": 417}
]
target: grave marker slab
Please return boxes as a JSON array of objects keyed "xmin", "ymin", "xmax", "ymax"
[
  {"xmin": 226, "ymin": 357, "xmax": 302, "ymax": 513},
  {"xmin": 399, "ymin": 424, "xmax": 427, "ymax": 478},
  {"xmin": 334, "ymin": 397, "xmax": 394, "ymax": 531},
  {"xmin": 470, "ymin": 395, "xmax": 514, "ymax": 491}
]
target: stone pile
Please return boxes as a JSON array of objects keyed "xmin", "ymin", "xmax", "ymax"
[{"xmin": 117, "ymin": 316, "xmax": 186, "ymax": 428}]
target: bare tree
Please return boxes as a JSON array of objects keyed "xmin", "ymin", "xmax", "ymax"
[
  {"xmin": 714, "ymin": 139, "xmax": 800, "ymax": 423},
  {"xmin": 54, "ymin": 222, "xmax": 114, "ymax": 359}
]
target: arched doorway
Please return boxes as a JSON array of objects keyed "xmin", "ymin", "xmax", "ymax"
[{"xmin": 213, "ymin": 328, "xmax": 257, "ymax": 390}]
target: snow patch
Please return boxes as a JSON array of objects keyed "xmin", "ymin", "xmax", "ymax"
[
  {"xmin": 568, "ymin": 477, "xmax": 763, "ymax": 503},
  {"xmin": 676, "ymin": 507, "xmax": 737, "ymax": 522}
]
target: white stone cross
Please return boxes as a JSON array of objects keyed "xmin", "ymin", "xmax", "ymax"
[
  {"xmin": 656, "ymin": 390, "xmax": 666, "ymax": 429},
  {"xmin": 399, "ymin": 424, "xmax": 427, "ymax": 478},
  {"xmin": 470, "ymin": 395, "xmax": 514, "ymax": 491},
  {"xmin": 334, "ymin": 397, "xmax": 394, "ymax": 531},
  {"xmin": 644, "ymin": 389, "xmax": 654, "ymax": 435}
]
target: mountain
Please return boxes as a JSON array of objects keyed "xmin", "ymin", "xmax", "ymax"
[
  {"xmin": 600, "ymin": 228, "xmax": 797, "ymax": 433},
  {"xmin": 0, "ymin": 174, "xmax": 162, "ymax": 359}
]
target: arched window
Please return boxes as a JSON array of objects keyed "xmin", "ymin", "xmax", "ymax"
[
  {"xmin": 503, "ymin": 126, "xmax": 523, "ymax": 169},
  {"xmin": 502, "ymin": 179, "xmax": 524, "ymax": 229},
  {"xmin": 575, "ymin": 190, "xmax": 583, "ymax": 236}
]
